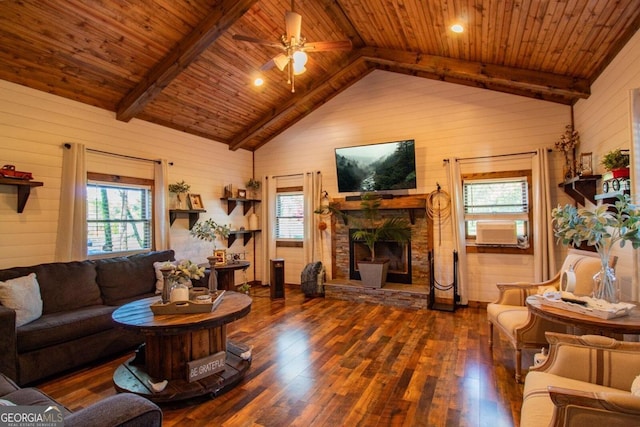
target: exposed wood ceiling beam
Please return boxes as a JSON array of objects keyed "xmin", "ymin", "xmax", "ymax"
[
  {"xmin": 116, "ymin": 0, "xmax": 259, "ymax": 122},
  {"xmin": 322, "ymin": 0, "xmax": 366, "ymax": 48},
  {"xmin": 229, "ymin": 51, "xmax": 371, "ymax": 151},
  {"xmin": 360, "ymin": 47, "xmax": 591, "ymax": 105}
]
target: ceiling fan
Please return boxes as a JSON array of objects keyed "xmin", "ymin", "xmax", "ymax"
[{"xmin": 233, "ymin": 0, "xmax": 352, "ymax": 92}]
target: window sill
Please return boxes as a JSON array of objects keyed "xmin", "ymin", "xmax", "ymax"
[{"xmin": 466, "ymin": 244, "xmax": 533, "ymax": 255}]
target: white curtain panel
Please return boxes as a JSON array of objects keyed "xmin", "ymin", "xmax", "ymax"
[
  {"xmin": 55, "ymin": 143, "xmax": 87, "ymax": 262},
  {"xmin": 532, "ymin": 148, "xmax": 556, "ymax": 282},
  {"xmin": 446, "ymin": 159, "xmax": 468, "ymax": 304},
  {"xmin": 261, "ymin": 175, "xmax": 277, "ymax": 286},
  {"xmin": 303, "ymin": 171, "xmax": 322, "ymax": 265},
  {"xmin": 153, "ymin": 159, "xmax": 170, "ymax": 250}
]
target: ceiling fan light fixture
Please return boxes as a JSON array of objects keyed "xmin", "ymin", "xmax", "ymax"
[
  {"xmin": 292, "ymin": 50, "xmax": 308, "ymax": 74},
  {"xmin": 273, "ymin": 54, "xmax": 289, "ymax": 71}
]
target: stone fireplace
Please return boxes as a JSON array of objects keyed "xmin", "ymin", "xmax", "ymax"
[
  {"xmin": 349, "ymin": 231, "xmax": 412, "ymax": 283},
  {"xmin": 330, "ymin": 195, "xmax": 431, "ymax": 285}
]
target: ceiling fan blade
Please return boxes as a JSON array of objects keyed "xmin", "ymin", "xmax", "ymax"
[
  {"xmin": 302, "ymin": 40, "xmax": 353, "ymax": 52},
  {"xmin": 260, "ymin": 54, "xmax": 289, "ymax": 72},
  {"xmin": 285, "ymin": 11, "xmax": 302, "ymax": 43},
  {"xmin": 233, "ymin": 34, "xmax": 283, "ymax": 49}
]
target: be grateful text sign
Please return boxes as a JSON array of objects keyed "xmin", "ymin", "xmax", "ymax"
[{"xmin": 187, "ymin": 351, "xmax": 226, "ymax": 382}]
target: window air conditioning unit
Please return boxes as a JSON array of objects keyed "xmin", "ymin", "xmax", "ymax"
[{"xmin": 476, "ymin": 221, "xmax": 517, "ymax": 245}]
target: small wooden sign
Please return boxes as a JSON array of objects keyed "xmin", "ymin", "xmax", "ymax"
[{"xmin": 187, "ymin": 351, "xmax": 226, "ymax": 382}]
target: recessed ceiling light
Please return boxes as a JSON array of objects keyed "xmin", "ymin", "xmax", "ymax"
[
  {"xmin": 254, "ymin": 77, "xmax": 264, "ymax": 86},
  {"xmin": 451, "ymin": 24, "xmax": 464, "ymax": 33}
]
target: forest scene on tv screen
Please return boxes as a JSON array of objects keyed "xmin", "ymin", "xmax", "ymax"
[{"xmin": 335, "ymin": 139, "xmax": 417, "ymax": 192}]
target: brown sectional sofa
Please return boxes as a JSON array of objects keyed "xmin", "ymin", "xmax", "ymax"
[{"xmin": 0, "ymin": 250, "xmax": 184, "ymax": 386}]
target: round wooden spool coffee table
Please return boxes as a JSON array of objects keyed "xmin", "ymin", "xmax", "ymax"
[{"xmin": 112, "ymin": 292, "xmax": 251, "ymax": 402}]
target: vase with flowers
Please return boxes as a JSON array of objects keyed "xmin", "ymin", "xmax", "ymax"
[
  {"xmin": 552, "ymin": 195, "xmax": 640, "ymax": 303},
  {"xmin": 159, "ymin": 259, "xmax": 205, "ymax": 303},
  {"xmin": 554, "ymin": 125, "xmax": 580, "ymax": 180},
  {"xmin": 168, "ymin": 180, "xmax": 190, "ymax": 209},
  {"xmin": 246, "ymin": 178, "xmax": 261, "ymax": 200}
]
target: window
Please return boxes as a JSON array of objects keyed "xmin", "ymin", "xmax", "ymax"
[
  {"xmin": 87, "ymin": 175, "xmax": 153, "ymax": 256},
  {"xmin": 462, "ymin": 170, "xmax": 532, "ymax": 254},
  {"xmin": 275, "ymin": 192, "xmax": 304, "ymax": 240}
]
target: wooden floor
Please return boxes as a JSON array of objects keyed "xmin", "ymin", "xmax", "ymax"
[{"xmin": 38, "ymin": 286, "xmax": 524, "ymax": 426}]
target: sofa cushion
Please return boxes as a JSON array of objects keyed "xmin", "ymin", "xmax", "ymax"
[
  {"xmin": 95, "ymin": 250, "xmax": 174, "ymax": 305},
  {"xmin": 0, "ymin": 273, "xmax": 42, "ymax": 326},
  {"xmin": 3, "ymin": 388, "xmax": 70, "ymax": 415},
  {"xmin": 521, "ymin": 371, "xmax": 628, "ymax": 427},
  {"xmin": 0, "ymin": 374, "xmax": 19, "ymax": 397},
  {"xmin": 0, "ymin": 262, "xmax": 102, "ymax": 315},
  {"xmin": 16, "ymin": 305, "xmax": 117, "ymax": 353}
]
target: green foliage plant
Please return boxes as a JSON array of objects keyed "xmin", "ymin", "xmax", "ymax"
[
  {"xmin": 600, "ymin": 149, "xmax": 630, "ymax": 171},
  {"xmin": 316, "ymin": 192, "xmax": 412, "ymax": 261},
  {"xmin": 190, "ymin": 218, "xmax": 231, "ymax": 249},
  {"xmin": 168, "ymin": 180, "xmax": 190, "ymax": 194},
  {"xmin": 551, "ymin": 195, "xmax": 640, "ymax": 265},
  {"xmin": 246, "ymin": 178, "xmax": 261, "ymax": 190}
]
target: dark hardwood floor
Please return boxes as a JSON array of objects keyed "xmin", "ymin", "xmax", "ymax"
[{"xmin": 38, "ymin": 286, "xmax": 524, "ymax": 426}]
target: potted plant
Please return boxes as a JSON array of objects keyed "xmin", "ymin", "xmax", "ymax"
[
  {"xmin": 168, "ymin": 180, "xmax": 190, "ymax": 209},
  {"xmin": 246, "ymin": 178, "xmax": 261, "ymax": 199},
  {"xmin": 600, "ymin": 149, "xmax": 630, "ymax": 179},
  {"xmin": 190, "ymin": 218, "xmax": 231, "ymax": 251},
  {"xmin": 316, "ymin": 193, "xmax": 412, "ymax": 288},
  {"xmin": 551, "ymin": 195, "xmax": 640, "ymax": 303}
]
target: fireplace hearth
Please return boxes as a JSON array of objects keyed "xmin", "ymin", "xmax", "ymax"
[{"xmin": 349, "ymin": 230, "xmax": 412, "ymax": 283}]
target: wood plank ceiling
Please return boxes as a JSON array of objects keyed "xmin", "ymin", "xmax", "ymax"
[{"xmin": 1, "ymin": 0, "xmax": 639, "ymax": 151}]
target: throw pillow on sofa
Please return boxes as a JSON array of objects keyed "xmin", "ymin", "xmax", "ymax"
[
  {"xmin": 0, "ymin": 273, "xmax": 43, "ymax": 326},
  {"xmin": 153, "ymin": 260, "xmax": 177, "ymax": 294}
]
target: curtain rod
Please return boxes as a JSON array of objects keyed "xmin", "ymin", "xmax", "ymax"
[
  {"xmin": 63, "ymin": 143, "xmax": 173, "ymax": 165},
  {"xmin": 443, "ymin": 150, "xmax": 542, "ymax": 163}
]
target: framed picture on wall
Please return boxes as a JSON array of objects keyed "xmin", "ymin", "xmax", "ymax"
[
  {"xmin": 237, "ymin": 189, "xmax": 246, "ymax": 198},
  {"xmin": 580, "ymin": 152, "xmax": 593, "ymax": 176},
  {"xmin": 188, "ymin": 194, "xmax": 204, "ymax": 210}
]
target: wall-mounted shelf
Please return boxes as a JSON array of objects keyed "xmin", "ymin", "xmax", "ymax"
[
  {"xmin": 0, "ymin": 178, "xmax": 44, "ymax": 213},
  {"xmin": 558, "ymin": 175, "xmax": 601, "ymax": 206},
  {"xmin": 228, "ymin": 229, "xmax": 261, "ymax": 246},
  {"xmin": 220, "ymin": 197, "xmax": 260, "ymax": 215},
  {"xmin": 169, "ymin": 209, "xmax": 206, "ymax": 229}
]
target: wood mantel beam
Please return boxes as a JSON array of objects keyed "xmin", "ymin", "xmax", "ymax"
[
  {"xmin": 359, "ymin": 47, "xmax": 591, "ymax": 104},
  {"xmin": 116, "ymin": 0, "xmax": 259, "ymax": 122}
]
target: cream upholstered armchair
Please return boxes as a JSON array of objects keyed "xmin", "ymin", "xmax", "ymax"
[
  {"xmin": 487, "ymin": 249, "xmax": 603, "ymax": 382},
  {"xmin": 521, "ymin": 332, "xmax": 640, "ymax": 426}
]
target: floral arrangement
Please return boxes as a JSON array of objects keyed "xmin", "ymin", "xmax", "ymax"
[
  {"xmin": 162, "ymin": 259, "xmax": 205, "ymax": 284},
  {"xmin": 168, "ymin": 180, "xmax": 190, "ymax": 194},
  {"xmin": 190, "ymin": 218, "xmax": 231, "ymax": 249},
  {"xmin": 554, "ymin": 125, "xmax": 580, "ymax": 153}
]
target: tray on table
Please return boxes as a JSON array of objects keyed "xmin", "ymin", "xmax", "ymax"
[
  {"xmin": 536, "ymin": 294, "xmax": 635, "ymax": 319},
  {"xmin": 150, "ymin": 290, "xmax": 225, "ymax": 315}
]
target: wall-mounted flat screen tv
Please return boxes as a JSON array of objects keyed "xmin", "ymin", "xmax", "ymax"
[{"xmin": 335, "ymin": 139, "xmax": 417, "ymax": 193}]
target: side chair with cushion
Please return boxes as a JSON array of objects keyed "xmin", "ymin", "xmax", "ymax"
[
  {"xmin": 521, "ymin": 332, "xmax": 640, "ymax": 426},
  {"xmin": 487, "ymin": 249, "xmax": 603, "ymax": 382}
]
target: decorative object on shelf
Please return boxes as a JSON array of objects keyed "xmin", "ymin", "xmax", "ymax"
[
  {"xmin": 190, "ymin": 218, "xmax": 231, "ymax": 250},
  {"xmin": 0, "ymin": 164, "xmax": 33, "ymax": 180},
  {"xmin": 246, "ymin": 178, "xmax": 261, "ymax": 199},
  {"xmin": 552, "ymin": 195, "xmax": 640, "ymax": 303},
  {"xmin": 223, "ymin": 184, "xmax": 233, "ymax": 198},
  {"xmin": 168, "ymin": 180, "xmax": 190, "ymax": 209},
  {"xmin": 213, "ymin": 249, "xmax": 227, "ymax": 266},
  {"xmin": 248, "ymin": 212, "xmax": 259, "ymax": 230},
  {"xmin": 600, "ymin": 148, "xmax": 630, "ymax": 179},
  {"xmin": 237, "ymin": 189, "xmax": 246, "ymax": 199},
  {"xmin": 188, "ymin": 193, "xmax": 204, "ymax": 210},
  {"xmin": 554, "ymin": 124, "xmax": 580, "ymax": 180},
  {"xmin": 579, "ymin": 152, "xmax": 593, "ymax": 176},
  {"xmin": 315, "ymin": 192, "xmax": 411, "ymax": 288}
]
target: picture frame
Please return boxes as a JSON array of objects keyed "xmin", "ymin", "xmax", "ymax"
[
  {"xmin": 213, "ymin": 249, "xmax": 227, "ymax": 266},
  {"xmin": 580, "ymin": 152, "xmax": 593, "ymax": 176},
  {"xmin": 237, "ymin": 189, "xmax": 246, "ymax": 199},
  {"xmin": 188, "ymin": 193, "xmax": 204, "ymax": 210}
]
